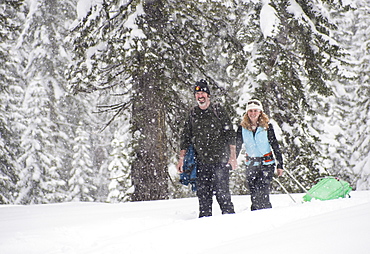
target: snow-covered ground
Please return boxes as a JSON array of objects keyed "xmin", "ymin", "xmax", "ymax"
[{"xmin": 1, "ymin": 191, "xmax": 370, "ymax": 254}]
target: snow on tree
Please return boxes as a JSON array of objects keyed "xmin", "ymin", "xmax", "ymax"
[
  {"xmin": 321, "ymin": 0, "xmax": 370, "ymax": 189},
  {"xmin": 346, "ymin": 1, "xmax": 370, "ymax": 190},
  {"xmin": 67, "ymin": 122, "xmax": 96, "ymax": 202},
  {"xmin": 68, "ymin": 0, "xmax": 227, "ymax": 200},
  {"xmin": 0, "ymin": 0, "xmax": 25, "ymax": 204},
  {"xmin": 107, "ymin": 126, "xmax": 133, "ymax": 203},
  {"xmin": 233, "ymin": 0, "xmax": 351, "ymax": 192},
  {"xmin": 14, "ymin": 0, "xmax": 79, "ymax": 203},
  {"xmin": 16, "ymin": 78, "xmax": 65, "ymax": 204},
  {"xmin": 351, "ymin": 1, "xmax": 370, "ymax": 189}
]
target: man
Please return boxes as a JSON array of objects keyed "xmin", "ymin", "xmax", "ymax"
[{"xmin": 177, "ymin": 79, "xmax": 237, "ymax": 217}]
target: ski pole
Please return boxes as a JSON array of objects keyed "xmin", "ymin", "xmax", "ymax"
[{"xmin": 273, "ymin": 177, "xmax": 296, "ymax": 203}]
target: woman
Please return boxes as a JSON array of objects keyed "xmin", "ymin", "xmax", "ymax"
[{"xmin": 236, "ymin": 99, "xmax": 284, "ymax": 211}]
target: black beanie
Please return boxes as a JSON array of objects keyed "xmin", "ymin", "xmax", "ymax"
[{"xmin": 194, "ymin": 79, "xmax": 211, "ymax": 95}]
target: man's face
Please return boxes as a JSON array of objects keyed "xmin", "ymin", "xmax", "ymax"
[{"xmin": 195, "ymin": 91, "xmax": 210, "ymax": 107}]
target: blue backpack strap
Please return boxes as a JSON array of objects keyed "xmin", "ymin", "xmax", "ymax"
[
  {"xmin": 183, "ymin": 145, "xmax": 196, "ymax": 173},
  {"xmin": 179, "ymin": 144, "xmax": 197, "ymax": 191}
]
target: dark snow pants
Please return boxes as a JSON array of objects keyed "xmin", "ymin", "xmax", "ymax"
[
  {"xmin": 246, "ymin": 164, "xmax": 275, "ymax": 211},
  {"xmin": 196, "ymin": 162, "xmax": 235, "ymax": 218}
]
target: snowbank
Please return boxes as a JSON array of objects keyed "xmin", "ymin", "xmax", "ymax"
[{"xmin": 1, "ymin": 191, "xmax": 369, "ymax": 254}]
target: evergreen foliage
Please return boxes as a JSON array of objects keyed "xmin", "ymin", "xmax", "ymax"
[
  {"xmin": 320, "ymin": 0, "xmax": 370, "ymax": 189},
  {"xmin": 68, "ymin": 122, "xmax": 96, "ymax": 202},
  {"xmin": 107, "ymin": 127, "xmax": 133, "ymax": 202},
  {"xmin": 13, "ymin": 0, "xmax": 82, "ymax": 203},
  {"xmin": 16, "ymin": 80, "xmax": 65, "ymax": 204},
  {"xmin": 234, "ymin": 0, "xmax": 351, "ymax": 192},
  {"xmin": 0, "ymin": 0, "xmax": 24, "ymax": 204},
  {"xmin": 67, "ymin": 0, "xmax": 248, "ymax": 200}
]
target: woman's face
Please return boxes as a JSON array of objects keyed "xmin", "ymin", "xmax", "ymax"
[{"xmin": 247, "ymin": 109, "xmax": 261, "ymax": 123}]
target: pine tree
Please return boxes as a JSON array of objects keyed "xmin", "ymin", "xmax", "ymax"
[
  {"xmin": 234, "ymin": 0, "xmax": 350, "ymax": 192},
  {"xmin": 16, "ymin": 80, "xmax": 65, "ymax": 204},
  {"xmin": 0, "ymin": 0, "xmax": 25, "ymax": 204},
  {"xmin": 107, "ymin": 127, "xmax": 133, "ymax": 203},
  {"xmin": 15, "ymin": 0, "xmax": 78, "ymax": 203},
  {"xmin": 324, "ymin": 0, "xmax": 370, "ymax": 189},
  {"xmin": 67, "ymin": 0, "xmax": 230, "ymax": 200},
  {"xmin": 68, "ymin": 122, "xmax": 96, "ymax": 202},
  {"xmin": 351, "ymin": 1, "xmax": 370, "ymax": 190}
]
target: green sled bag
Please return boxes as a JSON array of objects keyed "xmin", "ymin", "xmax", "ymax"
[{"xmin": 303, "ymin": 177, "xmax": 352, "ymax": 202}]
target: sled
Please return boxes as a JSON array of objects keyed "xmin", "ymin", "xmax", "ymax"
[{"xmin": 303, "ymin": 177, "xmax": 352, "ymax": 202}]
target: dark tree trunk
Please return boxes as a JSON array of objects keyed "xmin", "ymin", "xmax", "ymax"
[
  {"xmin": 131, "ymin": 73, "xmax": 168, "ymax": 201},
  {"xmin": 131, "ymin": 0, "xmax": 169, "ymax": 201}
]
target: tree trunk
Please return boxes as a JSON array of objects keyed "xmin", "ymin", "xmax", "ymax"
[
  {"xmin": 130, "ymin": 0, "xmax": 168, "ymax": 201},
  {"xmin": 131, "ymin": 72, "xmax": 168, "ymax": 201}
]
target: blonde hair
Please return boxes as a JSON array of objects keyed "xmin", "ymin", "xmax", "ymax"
[{"xmin": 240, "ymin": 111, "xmax": 270, "ymax": 131}]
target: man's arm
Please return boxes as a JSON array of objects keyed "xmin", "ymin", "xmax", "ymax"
[
  {"xmin": 236, "ymin": 125, "xmax": 243, "ymax": 156},
  {"xmin": 217, "ymin": 105, "xmax": 237, "ymax": 170},
  {"xmin": 177, "ymin": 109, "xmax": 193, "ymax": 173},
  {"xmin": 228, "ymin": 145, "xmax": 237, "ymax": 170},
  {"xmin": 176, "ymin": 149, "xmax": 186, "ymax": 173}
]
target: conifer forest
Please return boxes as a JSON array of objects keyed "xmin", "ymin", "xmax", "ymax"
[{"xmin": 1, "ymin": 0, "xmax": 369, "ymax": 204}]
